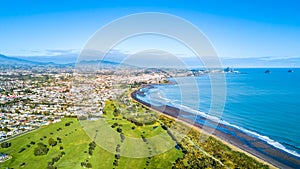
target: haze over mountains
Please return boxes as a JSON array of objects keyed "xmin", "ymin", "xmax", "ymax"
[
  {"xmin": 0, "ymin": 54, "xmax": 118, "ymax": 67},
  {"xmin": 0, "ymin": 54, "xmax": 56, "ymax": 65},
  {"xmin": 1, "ymin": 53, "xmax": 300, "ymax": 68}
]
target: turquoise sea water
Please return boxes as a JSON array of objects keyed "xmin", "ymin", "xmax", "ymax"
[{"xmin": 137, "ymin": 68, "xmax": 300, "ymax": 158}]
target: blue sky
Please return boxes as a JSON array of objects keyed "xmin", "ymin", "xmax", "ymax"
[{"xmin": 1, "ymin": 0, "xmax": 300, "ymax": 59}]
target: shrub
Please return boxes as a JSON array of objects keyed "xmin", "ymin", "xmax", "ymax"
[
  {"xmin": 48, "ymin": 138, "xmax": 57, "ymax": 147},
  {"xmin": 57, "ymin": 137, "xmax": 62, "ymax": 143},
  {"xmin": 47, "ymin": 165, "xmax": 56, "ymax": 169},
  {"xmin": 115, "ymin": 154, "xmax": 120, "ymax": 159},
  {"xmin": 52, "ymin": 156, "xmax": 60, "ymax": 163},
  {"xmin": 111, "ymin": 123, "xmax": 118, "ymax": 128},
  {"xmin": 120, "ymin": 133, "xmax": 125, "ymax": 142},
  {"xmin": 20, "ymin": 162, "xmax": 26, "ymax": 167},
  {"xmin": 81, "ymin": 162, "xmax": 86, "ymax": 167},
  {"xmin": 1, "ymin": 142, "xmax": 11, "ymax": 148},
  {"xmin": 113, "ymin": 159, "xmax": 118, "ymax": 166},
  {"xmin": 18, "ymin": 147, "xmax": 26, "ymax": 153},
  {"xmin": 116, "ymin": 144, "xmax": 120, "ymax": 153},
  {"xmin": 34, "ymin": 143, "xmax": 49, "ymax": 156},
  {"xmin": 116, "ymin": 127, "xmax": 122, "ymax": 133},
  {"xmin": 113, "ymin": 108, "xmax": 120, "ymax": 117},
  {"xmin": 86, "ymin": 162, "xmax": 92, "ymax": 168}
]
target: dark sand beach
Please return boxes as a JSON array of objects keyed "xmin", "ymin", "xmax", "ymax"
[{"xmin": 131, "ymin": 87, "xmax": 300, "ymax": 169}]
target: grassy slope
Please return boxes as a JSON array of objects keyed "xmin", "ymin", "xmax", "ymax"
[
  {"xmin": 0, "ymin": 97, "xmax": 271, "ymax": 169},
  {"xmin": 0, "ymin": 112, "xmax": 182, "ymax": 169},
  {"xmin": 82, "ymin": 99, "xmax": 183, "ymax": 168},
  {"xmin": 0, "ymin": 118, "xmax": 90, "ymax": 169}
]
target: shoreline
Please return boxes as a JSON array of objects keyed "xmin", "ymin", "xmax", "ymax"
[{"xmin": 130, "ymin": 85, "xmax": 300, "ymax": 169}]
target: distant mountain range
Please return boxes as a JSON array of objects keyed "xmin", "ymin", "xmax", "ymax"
[
  {"xmin": 15, "ymin": 55, "xmax": 77, "ymax": 64},
  {"xmin": 1, "ymin": 53, "xmax": 300, "ymax": 68},
  {"xmin": 0, "ymin": 54, "xmax": 120, "ymax": 67},
  {"xmin": 0, "ymin": 54, "xmax": 56, "ymax": 65}
]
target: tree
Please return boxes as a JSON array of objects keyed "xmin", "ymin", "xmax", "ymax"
[
  {"xmin": 113, "ymin": 159, "xmax": 119, "ymax": 166},
  {"xmin": 86, "ymin": 162, "xmax": 92, "ymax": 168},
  {"xmin": 116, "ymin": 127, "xmax": 122, "ymax": 133},
  {"xmin": 120, "ymin": 133, "xmax": 125, "ymax": 142},
  {"xmin": 113, "ymin": 108, "xmax": 120, "ymax": 117},
  {"xmin": 81, "ymin": 162, "xmax": 88, "ymax": 167},
  {"xmin": 48, "ymin": 138, "xmax": 57, "ymax": 147},
  {"xmin": 57, "ymin": 137, "xmax": 62, "ymax": 143},
  {"xmin": 34, "ymin": 143, "xmax": 49, "ymax": 156},
  {"xmin": 1, "ymin": 142, "xmax": 11, "ymax": 148},
  {"xmin": 52, "ymin": 156, "xmax": 60, "ymax": 163},
  {"xmin": 47, "ymin": 165, "xmax": 56, "ymax": 169},
  {"xmin": 115, "ymin": 154, "xmax": 120, "ymax": 159},
  {"xmin": 2, "ymin": 127, "xmax": 11, "ymax": 132}
]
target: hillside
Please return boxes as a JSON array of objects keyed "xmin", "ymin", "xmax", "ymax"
[{"xmin": 0, "ymin": 54, "xmax": 54, "ymax": 65}]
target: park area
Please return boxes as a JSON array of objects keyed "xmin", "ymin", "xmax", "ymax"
[{"xmin": 0, "ymin": 97, "xmax": 270, "ymax": 169}]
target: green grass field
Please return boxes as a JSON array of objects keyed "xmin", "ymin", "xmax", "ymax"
[
  {"xmin": 0, "ymin": 118, "xmax": 92, "ymax": 169},
  {"xmin": 80, "ymin": 99, "xmax": 183, "ymax": 167},
  {"xmin": 0, "ymin": 111, "xmax": 182, "ymax": 169},
  {"xmin": 0, "ymin": 96, "xmax": 271, "ymax": 169}
]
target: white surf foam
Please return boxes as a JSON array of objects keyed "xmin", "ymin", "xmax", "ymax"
[{"xmin": 141, "ymin": 87, "xmax": 300, "ymax": 158}]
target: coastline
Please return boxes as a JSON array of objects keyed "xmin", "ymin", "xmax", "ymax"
[{"xmin": 130, "ymin": 85, "xmax": 300, "ymax": 169}]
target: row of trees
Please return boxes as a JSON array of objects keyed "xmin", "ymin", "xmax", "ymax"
[
  {"xmin": 47, "ymin": 151, "xmax": 65, "ymax": 169},
  {"xmin": 80, "ymin": 142, "xmax": 95, "ymax": 168},
  {"xmin": 113, "ymin": 144, "xmax": 121, "ymax": 167},
  {"xmin": 80, "ymin": 162, "xmax": 92, "ymax": 168},
  {"xmin": 88, "ymin": 141, "xmax": 96, "ymax": 156}
]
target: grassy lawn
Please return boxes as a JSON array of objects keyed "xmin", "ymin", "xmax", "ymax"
[
  {"xmin": 0, "ymin": 95, "xmax": 270, "ymax": 169},
  {"xmin": 0, "ymin": 118, "xmax": 91, "ymax": 169},
  {"xmin": 0, "ymin": 100, "xmax": 183, "ymax": 169},
  {"xmin": 80, "ymin": 99, "xmax": 183, "ymax": 168}
]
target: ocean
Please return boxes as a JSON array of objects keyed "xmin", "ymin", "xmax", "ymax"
[{"xmin": 136, "ymin": 68, "xmax": 300, "ymax": 158}]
